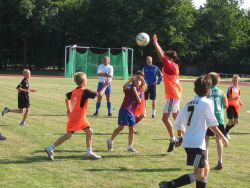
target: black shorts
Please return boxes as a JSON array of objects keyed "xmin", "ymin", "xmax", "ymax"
[
  {"xmin": 206, "ymin": 124, "xmax": 225, "ymax": 136},
  {"xmin": 227, "ymin": 106, "xmax": 238, "ymax": 119},
  {"xmin": 185, "ymin": 148, "xmax": 206, "ymax": 168},
  {"xmin": 145, "ymin": 85, "xmax": 156, "ymax": 100},
  {"xmin": 18, "ymin": 96, "xmax": 30, "ymax": 109}
]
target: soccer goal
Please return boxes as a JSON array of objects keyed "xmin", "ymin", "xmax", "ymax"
[{"xmin": 64, "ymin": 45, "xmax": 133, "ymax": 80}]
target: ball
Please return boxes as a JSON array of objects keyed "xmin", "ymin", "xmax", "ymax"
[{"xmin": 136, "ymin": 32, "xmax": 150, "ymax": 46}]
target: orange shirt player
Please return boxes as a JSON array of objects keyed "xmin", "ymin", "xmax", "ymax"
[
  {"xmin": 153, "ymin": 34, "xmax": 183, "ymax": 152},
  {"xmin": 45, "ymin": 72, "xmax": 109, "ymax": 160}
]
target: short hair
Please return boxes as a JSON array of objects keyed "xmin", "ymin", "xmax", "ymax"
[
  {"xmin": 135, "ymin": 70, "xmax": 144, "ymax": 76},
  {"xmin": 194, "ymin": 74, "xmax": 212, "ymax": 97},
  {"xmin": 23, "ymin": 69, "xmax": 30, "ymax": 75},
  {"xmin": 74, "ymin": 72, "xmax": 86, "ymax": 86},
  {"xmin": 208, "ymin": 72, "xmax": 219, "ymax": 86},
  {"xmin": 232, "ymin": 74, "xmax": 240, "ymax": 82},
  {"xmin": 165, "ymin": 50, "xmax": 177, "ymax": 62}
]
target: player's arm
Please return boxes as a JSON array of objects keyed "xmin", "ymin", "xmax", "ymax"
[
  {"xmin": 123, "ymin": 76, "xmax": 134, "ymax": 91},
  {"xmin": 209, "ymin": 126, "xmax": 229, "ymax": 147},
  {"xmin": 132, "ymin": 86, "xmax": 141, "ymax": 104},
  {"xmin": 223, "ymin": 94, "xmax": 228, "ymax": 108},
  {"xmin": 65, "ymin": 92, "xmax": 72, "ymax": 114},
  {"xmin": 97, "ymin": 80, "xmax": 109, "ymax": 97},
  {"xmin": 97, "ymin": 72, "xmax": 112, "ymax": 77},
  {"xmin": 152, "ymin": 34, "xmax": 165, "ymax": 61},
  {"xmin": 16, "ymin": 86, "xmax": 28, "ymax": 92},
  {"xmin": 29, "ymin": 88, "xmax": 36, "ymax": 92},
  {"xmin": 156, "ymin": 67, "xmax": 163, "ymax": 85}
]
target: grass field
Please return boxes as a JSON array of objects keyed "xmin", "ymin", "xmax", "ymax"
[{"xmin": 0, "ymin": 76, "xmax": 250, "ymax": 188}]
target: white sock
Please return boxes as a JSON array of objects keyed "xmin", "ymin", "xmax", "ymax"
[
  {"xmin": 170, "ymin": 137, "xmax": 176, "ymax": 142},
  {"xmin": 108, "ymin": 139, "xmax": 113, "ymax": 144},
  {"xmin": 49, "ymin": 145, "xmax": 55, "ymax": 151},
  {"xmin": 128, "ymin": 144, "xmax": 133, "ymax": 149},
  {"xmin": 87, "ymin": 148, "xmax": 92, "ymax": 154},
  {"xmin": 152, "ymin": 110, "xmax": 156, "ymax": 116}
]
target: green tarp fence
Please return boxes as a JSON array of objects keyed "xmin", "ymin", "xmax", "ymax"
[{"xmin": 66, "ymin": 48, "xmax": 129, "ymax": 80}]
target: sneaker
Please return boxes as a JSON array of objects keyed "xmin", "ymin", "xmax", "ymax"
[
  {"xmin": 84, "ymin": 152, "xmax": 102, "ymax": 160},
  {"xmin": 214, "ymin": 162, "xmax": 223, "ymax": 170},
  {"xmin": 175, "ymin": 136, "xmax": 183, "ymax": 147},
  {"xmin": 107, "ymin": 140, "xmax": 113, "ymax": 151},
  {"xmin": 127, "ymin": 147, "xmax": 138, "ymax": 153},
  {"xmin": 152, "ymin": 114, "xmax": 156, "ymax": 118},
  {"xmin": 45, "ymin": 147, "xmax": 54, "ymax": 160},
  {"xmin": 20, "ymin": 121, "xmax": 28, "ymax": 127},
  {"xmin": 159, "ymin": 181, "xmax": 175, "ymax": 188},
  {"xmin": 225, "ymin": 134, "xmax": 231, "ymax": 139},
  {"xmin": 167, "ymin": 141, "xmax": 177, "ymax": 152},
  {"xmin": 0, "ymin": 134, "xmax": 7, "ymax": 140},
  {"xmin": 2, "ymin": 107, "xmax": 9, "ymax": 116},
  {"xmin": 108, "ymin": 112, "xmax": 112, "ymax": 117},
  {"xmin": 93, "ymin": 112, "xmax": 98, "ymax": 116}
]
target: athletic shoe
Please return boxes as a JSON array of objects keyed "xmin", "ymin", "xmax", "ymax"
[
  {"xmin": 108, "ymin": 112, "xmax": 112, "ymax": 117},
  {"xmin": 225, "ymin": 134, "xmax": 231, "ymax": 139},
  {"xmin": 0, "ymin": 134, "xmax": 7, "ymax": 140},
  {"xmin": 159, "ymin": 181, "xmax": 175, "ymax": 188},
  {"xmin": 84, "ymin": 152, "xmax": 101, "ymax": 160},
  {"xmin": 93, "ymin": 112, "xmax": 98, "ymax": 116},
  {"xmin": 175, "ymin": 136, "xmax": 183, "ymax": 147},
  {"xmin": 167, "ymin": 140, "xmax": 177, "ymax": 152},
  {"xmin": 127, "ymin": 147, "xmax": 138, "ymax": 153},
  {"xmin": 20, "ymin": 121, "xmax": 28, "ymax": 127},
  {"xmin": 45, "ymin": 147, "xmax": 54, "ymax": 160},
  {"xmin": 107, "ymin": 140, "xmax": 113, "ymax": 151},
  {"xmin": 2, "ymin": 107, "xmax": 9, "ymax": 116},
  {"xmin": 134, "ymin": 130, "xmax": 139, "ymax": 135},
  {"xmin": 152, "ymin": 114, "xmax": 156, "ymax": 118},
  {"xmin": 214, "ymin": 162, "xmax": 223, "ymax": 170}
]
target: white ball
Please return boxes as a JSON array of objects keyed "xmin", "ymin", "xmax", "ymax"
[{"xmin": 136, "ymin": 32, "xmax": 150, "ymax": 46}]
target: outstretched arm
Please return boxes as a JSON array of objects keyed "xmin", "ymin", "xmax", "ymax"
[{"xmin": 153, "ymin": 34, "xmax": 165, "ymax": 61}]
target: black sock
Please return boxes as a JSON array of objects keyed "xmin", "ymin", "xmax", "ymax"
[
  {"xmin": 225, "ymin": 124, "xmax": 234, "ymax": 134},
  {"xmin": 196, "ymin": 180, "xmax": 207, "ymax": 188},
  {"xmin": 171, "ymin": 174, "xmax": 194, "ymax": 187}
]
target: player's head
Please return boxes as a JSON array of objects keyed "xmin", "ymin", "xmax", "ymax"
[
  {"xmin": 135, "ymin": 70, "xmax": 144, "ymax": 77},
  {"xmin": 74, "ymin": 72, "xmax": 87, "ymax": 87},
  {"xmin": 132, "ymin": 75, "xmax": 147, "ymax": 91},
  {"xmin": 146, "ymin": 56, "xmax": 153, "ymax": 65},
  {"xmin": 103, "ymin": 56, "xmax": 110, "ymax": 66},
  {"xmin": 165, "ymin": 50, "xmax": 177, "ymax": 62},
  {"xmin": 194, "ymin": 74, "xmax": 212, "ymax": 97},
  {"xmin": 23, "ymin": 69, "xmax": 31, "ymax": 79},
  {"xmin": 208, "ymin": 72, "xmax": 220, "ymax": 86},
  {"xmin": 232, "ymin": 74, "xmax": 240, "ymax": 86}
]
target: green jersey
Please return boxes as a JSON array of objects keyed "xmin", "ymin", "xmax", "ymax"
[{"xmin": 208, "ymin": 86, "xmax": 226, "ymax": 125}]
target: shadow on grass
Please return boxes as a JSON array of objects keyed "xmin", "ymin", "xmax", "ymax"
[
  {"xmin": 29, "ymin": 114, "xmax": 66, "ymax": 117},
  {"xmin": 86, "ymin": 167, "xmax": 181, "ymax": 172},
  {"xmin": 31, "ymin": 149, "xmax": 83, "ymax": 154},
  {"xmin": 52, "ymin": 132, "xmax": 127, "ymax": 136},
  {"xmin": 230, "ymin": 132, "xmax": 250, "ymax": 135},
  {"xmin": 0, "ymin": 124, "xmax": 16, "ymax": 127}
]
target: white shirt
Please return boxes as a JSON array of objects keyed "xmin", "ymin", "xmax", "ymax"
[
  {"xmin": 173, "ymin": 96, "xmax": 218, "ymax": 150},
  {"xmin": 97, "ymin": 64, "xmax": 113, "ymax": 83}
]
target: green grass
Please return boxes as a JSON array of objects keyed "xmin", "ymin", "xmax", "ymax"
[{"xmin": 0, "ymin": 76, "xmax": 250, "ymax": 188}]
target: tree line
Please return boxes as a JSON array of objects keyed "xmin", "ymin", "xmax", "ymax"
[{"xmin": 0, "ymin": 0, "xmax": 249, "ymax": 74}]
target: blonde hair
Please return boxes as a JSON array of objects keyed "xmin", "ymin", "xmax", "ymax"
[
  {"xmin": 74, "ymin": 72, "xmax": 86, "ymax": 86},
  {"xmin": 134, "ymin": 75, "xmax": 147, "ymax": 91},
  {"xmin": 23, "ymin": 69, "xmax": 30, "ymax": 75},
  {"xmin": 232, "ymin": 74, "xmax": 240, "ymax": 82},
  {"xmin": 208, "ymin": 72, "xmax": 219, "ymax": 86}
]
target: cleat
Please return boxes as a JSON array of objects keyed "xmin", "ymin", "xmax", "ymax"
[
  {"xmin": 152, "ymin": 114, "xmax": 156, "ymax": 118},
  {"xmin": 107, "ymin": 140, "xmax": 113, "ymax": 151},
  {"xmin": 20, "ymin": 121, "xmax": 28, "ymax": 127},
  {"xmin": 2, "ymin": 107, "xmax": 9, "ymax": 116},
  {"xmin": 93, "ymin": 112, "xmax": 98, "ymax": 116},
  {"xmin": 167, "ymin": 141, "xmax": 177, "ymax": 152},
  {"xmin": 159, "ymin": 181, "xmax": 175, "ymax": 188},
  {"xmin": 175, "ymin": 136, "xmax": 183, "ymax": 147},
  {"xmin": 108, "ymin": 112, "xmax": 112, "ymax": 117},
  {"xmin": 45, "ymin": 147, "xmax": 54, "ymax": 160},
  {"xmin": 0, "ymin": 134, "xmax": 7, "ymax": 140},
  {"xmin": 214, "ymin": 162, "xmax": 223, "ymax": 170},
  {"xmin": 127, "ymin": 147, "xmax": 138, "ymax": 153},
  {"xmin": 225, "ymin": 134, "xmax": 231, "ymax": 139},
  {"xmin": 84, "ymin": 152, "xmax": 101, "ymax": 160}
]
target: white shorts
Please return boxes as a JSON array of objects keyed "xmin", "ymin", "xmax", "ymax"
[{"xmin": 163, "ymin": 99, "xmax": 180, "ymax": 113}]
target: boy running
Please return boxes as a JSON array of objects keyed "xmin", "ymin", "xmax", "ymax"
[
  {"xmin": 159, "ymin": 75, "xmax": 228, "ymax": 188},
  {"xmin": 2, "ymin": 69, "xmax": 36, "ymax": 126},
  {"xmin": 153, "ymin": 34, "xmax": 182, "ymax": 152},
  {"xmin": 225, "ymin": 74, "xmax": 243, "ymax": 138},
  {"xmin": 45, "ymin": 72, "xmax": 109, "ymax": 160}
]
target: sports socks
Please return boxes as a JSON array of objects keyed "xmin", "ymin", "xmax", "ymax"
[
  {"xmin": 169, "ymin": 173, "xmax": 194, "ymax": 187},
  {"xmin": 96, "ymin": 102, "xmax": 101, "ymax": 113},
  {"xmin": 225, "ymin": 124, "xmax": 235, "ymax": 134},
  {"xmin": 152, "ymin": 109, "xmax": 156, "ymax": 116},
  {"xmin": 107, "ymin": 102, "xmax": 112, "ymax": 114},
  {"xmin": 196, "ymin": 179, "xmax": 207, "ymax": 188},
  {"xmin": 170, "ymin": 137, "xmax": 176, "ymax": 143},
  {"xmin": 87, "ymin": 147, "xmax": 92, "ymax": 154}
]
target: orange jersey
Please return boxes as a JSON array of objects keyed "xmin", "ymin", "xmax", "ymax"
[
  {"xmin": 227, "ymin": 86, "xmax": 241, "ymax": 113},
  {"xmin": 67, "ymin": 88, "xmax": 90, "ymax": 132},
  {"xmin": 162, "ymin": 67, "xmax": 182, "ymax": 99},
  {"xmin": 135, "ymin": 97, "xmax": 146, "ymax": 117}
]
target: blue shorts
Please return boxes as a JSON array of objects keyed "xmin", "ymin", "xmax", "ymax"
[
  {"xmin": 97, "ymin": 82, "xmax": 111, "ymax": 95},
  {"xmin": 118, "ymin": 109, "xmax": 135, "ymax": 126}
]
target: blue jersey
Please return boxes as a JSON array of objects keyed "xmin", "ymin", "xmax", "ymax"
[{"xmin": 143, "ymin": 64, "xmax": 162, "ymax": 86}]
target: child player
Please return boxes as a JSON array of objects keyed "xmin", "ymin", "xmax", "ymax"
[
  {"xmin": 205, "ymin": 72, "xmax": 228, "ymax": 170},
  {"xmin": 225, "ymin": 74, "xmax": 243, "ymax": 138},
  {"xmin": 107, "ymin": 75, "xmax": 147, "ymax": 152},
  {"xmin": 45, "ymin": 72, "xmax": 109, "ymax": 160},
  {"xmin": 2, "ymin": 69, "xmax": 36, "ymax": 126},
  {"xmin": 159, "ymin": 75, "xmax": 228, "ymax": 188}
]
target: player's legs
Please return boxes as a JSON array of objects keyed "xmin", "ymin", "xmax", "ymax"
[
  {"xmin": 215, "ymin": 136, "xmax": 223, "ymax": 170},
  {"xmin": 128, "ymin": 126, "xmax": 137, "ymax": 152},
  {"xmin": 110, "ymin": 125, "xmax": 124, "ymax": 141},
  {"xmin": 7, "ymin": 108, "xmax": 23, "ymax": 114},
  {"xmin": 94, "ymin": 82, "xmax": 104, "ymax": 115},
  {"xmin": 105, "ymin": 84, "xmax": 112, "ymax": 116},
  {"xmin": 152, "ymin": 99, "xmax": 156, "ymax": 118},
  {"xmin": 20, "ymin": 107, "xmax": 30, "ymax": 126}
]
